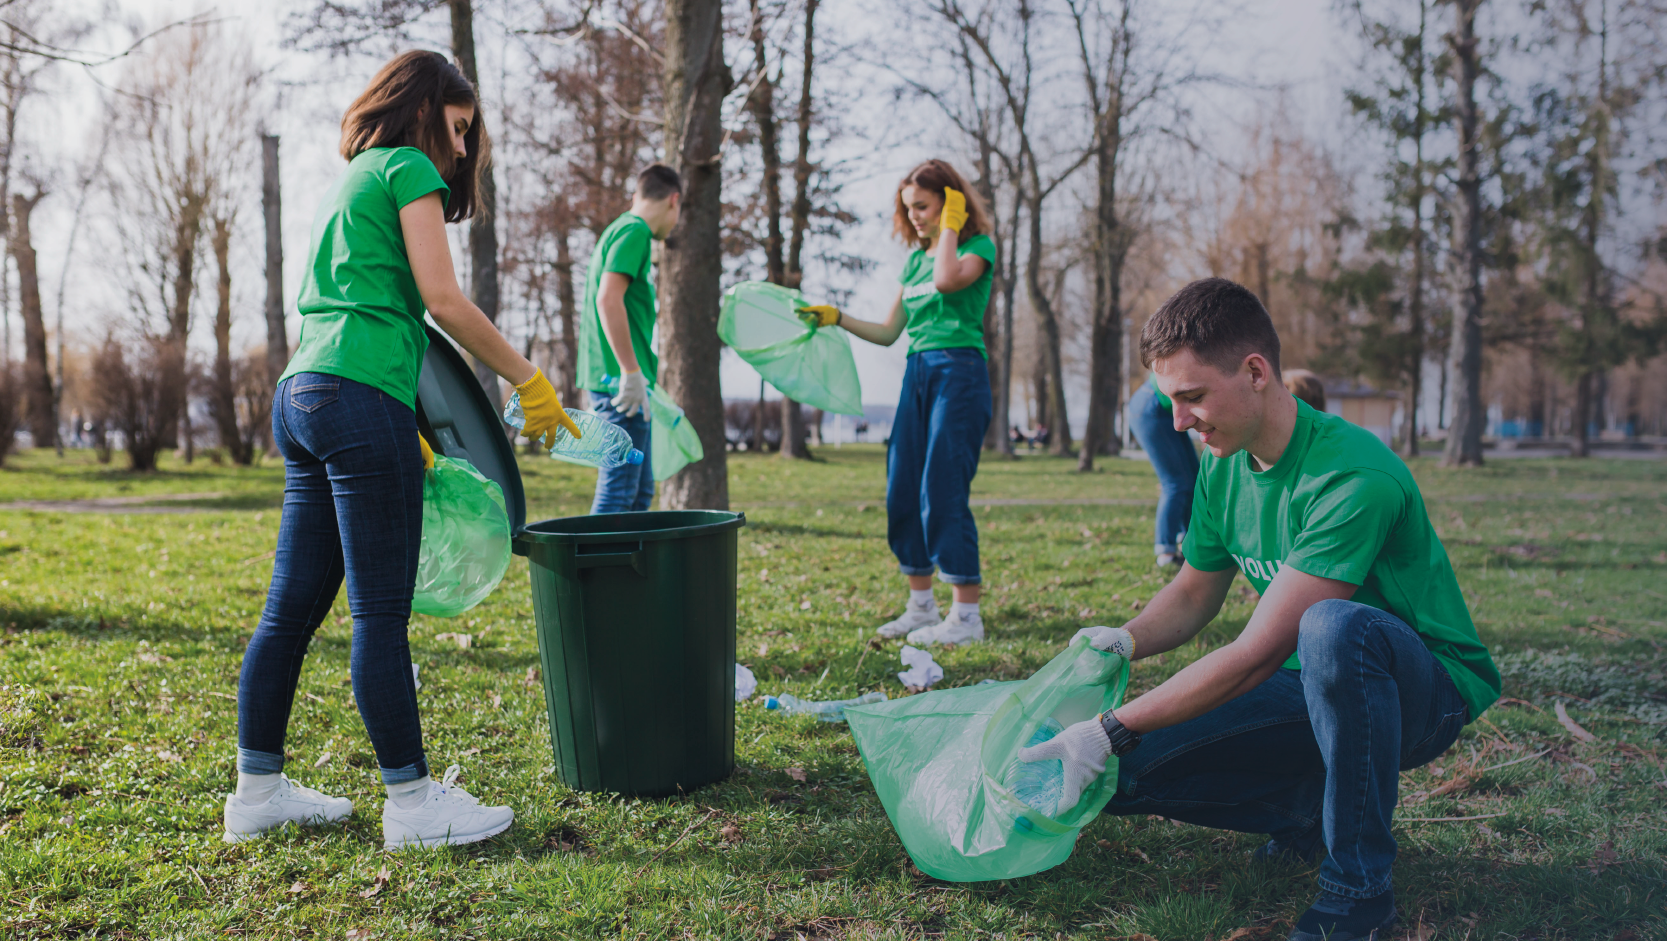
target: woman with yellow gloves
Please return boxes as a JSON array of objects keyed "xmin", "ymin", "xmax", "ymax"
[
  {"xmin": 225, "ymin": 51, "xmax": 580, "ymax": 851},
  {"xmin": 799, "ymin": 158, "xmax": 996, "ymax": 647}
]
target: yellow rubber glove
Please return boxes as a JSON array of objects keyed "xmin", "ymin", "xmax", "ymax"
[
  {"xmin": 939, "ymin": 187, "xmax": 968, "ymax": 233},
  {"xmin": 796, "ymin": 305, "xmax": 842, "ymax": 328},
  {"xmin": 515, "ymin": 368, "xmax": 583, "ymax": 447},
  {"xmin": 418, "ymin": 432, "xmax": 435, "ymax": 470}
]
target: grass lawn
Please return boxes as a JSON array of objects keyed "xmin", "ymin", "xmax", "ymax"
[{"xmin": 0, "ymin": 445, "xmax": 1663, "ymax": 940}]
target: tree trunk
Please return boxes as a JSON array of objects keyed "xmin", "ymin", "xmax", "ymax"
[
  {"xmin": 449, "ymin": 0, "xmax": 501, "ymax": 405},
  {"xmin": 1442, "ymin": 0, "xmax": 1485, "ymax": 468},
  {"xmin": 658, "ymin": 0, "xmax": 730, "ymax": 509},
  {"xmin": 1570, "ymin": 369, "xmax": 1593, "ymax": 457},
  {"xmin": 261, "ymin": 134, "xmax": 287, "ymax": 387},
  {"xmin": 554, "ymin": 224, "xmax": 580, "ymax": 406},
  {"xmin": 1024, "ymin": 185, "xmax": 1071, "ymax": 456},
  {"xmin": 995, "ymin": 187, "xmax": 1021, "ymax": 456},
  {"xmin": 1079, "ymin": 111, "xmax": 1125, "ymax": 470},
  {"xmin": 209, "ymin": 215, "xmax": 251, "ymax": 465},
  {"xmin": 748, "ymin": 0, "xmax": 785, "ymax": 286},
  {"xmin": 784, "ymin": 0, "xmax": 817, "ymax": 287},
  {"xmin": 753, "ymin": 378, "xmax": 768, "ymax": 452},
  {"xmin": 776, "ymin": 0, "xmax": 818, "ymax": 462},
  {"xmin": 10, "ymin": 191, "xmax": 52, "ymax": 449},
  {"xmin": 164, "ymin": 195, "xmax": 203, "ymax": 454}
]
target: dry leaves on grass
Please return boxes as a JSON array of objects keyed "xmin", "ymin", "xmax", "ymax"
[
  {"xmin": 359, "ymin": 865, "xmax": 390, "ymax": 899},
  {"xmin": 523, "ymin": 666, "xmax": 540, "ymax": 688},
  {"xmin": 785, "ymin": 767, "xmax": 807, "ymax": 782},
  {"xmin": 434, "ymin": 632, "xmax": 471, "ymax": 650}
]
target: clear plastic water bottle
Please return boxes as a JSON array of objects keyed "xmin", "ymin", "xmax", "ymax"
[
  {"xmin": 762, "ymin": 691, "xmax": 887, "ymax": 723},
  {"xmin": 504, "ymin": 393, "xmax": 644, "ymax": 469},
  {"xmin": 1009, "ymin": 717, "xmax": 1066, "ymax": 817}
]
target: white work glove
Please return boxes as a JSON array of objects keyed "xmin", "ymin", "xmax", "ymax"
[
  {"xmin": 1016, "ymin": 716, "xmax": 1114, "ymax": 815},
  {"xmin": 611, "ymin": 369, "xmax": 648, "ymax": 418},
  {"xmin": 1073, "ymin": 625, "xmax": 1135, "ymax": 660}
]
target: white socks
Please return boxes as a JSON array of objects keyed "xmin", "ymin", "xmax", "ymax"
[
  {"xmin": 387, "ymin": 776, "xmax": 432, "ymax": 810},
  {"xmin": 236, "ymin": 772, "xmax": 283, "ymax": 805},
  {"xmin": 908, "ymin": 588, "xmax": 937, "ymax": 610},
  {"xmin": 951, "ymin": 600, "xmax": 980, "ymax": 620}
]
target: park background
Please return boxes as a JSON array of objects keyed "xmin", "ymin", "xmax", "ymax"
[{"xmin": 0, "ymin": 0, "xmax": 1665, "ymax": 939}]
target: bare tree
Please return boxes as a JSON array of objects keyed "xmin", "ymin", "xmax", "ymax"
[
  {"xmin": 934, "ymin": 0, "xmax": 1092, "ymax": 457},
  {"xmin": 261, "ymin": 134, "xmax": 287, "ymax": 389},
  {"xmin": 10, "ymin": 187, "xmax": 50, "ymax": 447},
  {"xmin": 90, "ymin": 336, "xmax": 185, "ymax": 472},
  {"xmin": 1442, "ymin": 0, "xmax": 1486, "ymax": 466},
  {"xmin": 778, "ymin": 0, "xmax": 821, "ymax": 460},
  {"xmin": 658, "ymin": 0, "xmax": 732, "ymax": 509},
  {"xmin": 103, "ymin": 21, "xmax": 258, "ymax": 466}
]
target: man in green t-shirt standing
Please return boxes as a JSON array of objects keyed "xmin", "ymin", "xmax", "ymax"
[
  {"xmin": 1019, "ymin": 279, "xmax": 1500, "ymax": 941},
  {"xmin": 574, "ymin": 164, "xmax": 682, "ymax": 512}
]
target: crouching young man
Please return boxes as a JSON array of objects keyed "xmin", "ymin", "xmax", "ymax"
[{"xmin": 1021, "ymin": 278, "xmax": 1499, "ymax": 940}]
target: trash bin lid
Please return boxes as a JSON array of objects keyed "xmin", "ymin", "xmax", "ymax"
[{"xmin": 415, "ymin": 325, "xmax": 526, "ymax": 533}]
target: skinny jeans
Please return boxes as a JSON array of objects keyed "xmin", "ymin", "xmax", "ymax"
[
  {"xmin": 1127, "ymin": 380, "xmax": 1198, "ymax": 556},
  {"xmin": 236, "ymin": 373, "xmax": 429, "ymax": 784}
]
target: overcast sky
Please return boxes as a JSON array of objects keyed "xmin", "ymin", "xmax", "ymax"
[{"xmin": 20, "ymin": 0, "xmax": 1347, "ymax": 422}]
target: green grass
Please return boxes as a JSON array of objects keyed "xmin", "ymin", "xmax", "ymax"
[{"xmin": 0, "ymin": 446, "xmax": 1664, "ymax": 939}]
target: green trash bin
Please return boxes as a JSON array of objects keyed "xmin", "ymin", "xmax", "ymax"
[{"xmin": 514, "ymin": 510, "xmax": 746, "ymax": 797}]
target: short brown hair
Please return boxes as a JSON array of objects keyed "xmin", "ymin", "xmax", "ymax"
[
  {"xmin": 1140, "ymin": 278, "xmax": 1282, "ymax": 377},
  {"xmin": 339, "ymin": 50, "xmax": 489, "ymax": 223},
  {"xmin": 1282, "ymin": 369, "xmax": 1326, "ymax": 411},
  {"xmin": 893, "ymin": 159, "xmax": 991, "ymax": 249},
  {"xmin": 637, "ymin": 164, "xmax": 682, "ymax": 201}
]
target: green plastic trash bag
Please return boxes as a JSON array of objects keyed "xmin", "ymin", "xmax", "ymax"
[
  {"xmin": 845, "ymin": 639, "xmax": 1130, "ymax": 882},
  {"xmin": 649, "ymin": 388, "xmax": 704, "ymax": 482},
  {"xmin": 411, "ymin": 454, "xmax": 512, "ymax": 617},
  {"xmin": 718, "ymin": 281, "xmax": 864, "ymax": 416}
]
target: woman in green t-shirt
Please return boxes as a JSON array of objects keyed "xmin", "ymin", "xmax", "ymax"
[
  {"xmin": 226, "ymin": 51, "xmax": 581, "ymax": 851},
  {"xmin": 798, "ymin": 159, "xmax": 996, "ymax": 647}
]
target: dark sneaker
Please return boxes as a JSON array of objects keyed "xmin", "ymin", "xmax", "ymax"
[
  {"xmin": 1252, "ymin": 824, "xmax": 1325, "ymax": 864},
  {"xmin": 1287, "ymin": 889, "xmax": 1396, "ymax": 941}
]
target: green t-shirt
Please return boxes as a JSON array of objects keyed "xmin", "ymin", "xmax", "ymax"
[
  {"xmin": 576, "ymin": 213, "xmax": 658, "ymax": 392},
  {"xmin": 897, "ymin": 233, "xmax": 997, "ymax": 357},
  {"xmin": 1183, "ymin": 400, "xmax": 1501, "ymax": 722},
  {"xmin": 1148, "ymin": 372, "xmax": 1172, "ymax": 410},
  {"xmin": 281, "ymin": 147, "xmax": 450, "ymax": 409}
]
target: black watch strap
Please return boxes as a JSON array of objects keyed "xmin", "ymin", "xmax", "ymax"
[{"xmin": 1098, "ymin": 710, "xmax": 1142, "ymax": 757}]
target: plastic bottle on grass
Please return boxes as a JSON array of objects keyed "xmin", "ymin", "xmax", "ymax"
[
  {"xmin": 504, "ymin": 393, "xmax": 644, "ymax": 469},
  {"xmin": 763, "ymin": 691, "xmax": 887, "ymax": 723},
  {"xmin": 1008, "ymin": 717, "xmax": 1066, "ymax": 818}
]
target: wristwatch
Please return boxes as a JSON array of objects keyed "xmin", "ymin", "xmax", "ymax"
[{"xmin": 1098, "ymin": 710, "xmax": 1142, "ymax": 757}]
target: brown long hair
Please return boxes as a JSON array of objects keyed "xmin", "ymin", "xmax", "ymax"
[
  {"xmin": 892, "ymin": 159, "xmax": 990, "ymax": 249},
  {"xmin": 339, "ymin": 50, "xmax": 489, "ymax": 223}
]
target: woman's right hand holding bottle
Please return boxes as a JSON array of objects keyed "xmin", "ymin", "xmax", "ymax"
[{"xmin": 514, "ymin": 369, "xmax": 583, "ymax": 447}]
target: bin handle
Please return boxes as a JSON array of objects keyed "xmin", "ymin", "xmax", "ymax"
[{"xmin": 576, "ymin": 549, "xmax": 644, "ymax": 576}]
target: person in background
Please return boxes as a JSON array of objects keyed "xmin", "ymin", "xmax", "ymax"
[
  {"xmin": 1128, "ymin": 368, "xmax": 1199, "ymax": 568},
  {"xmin": 574, "ymin": 165, "xmax": 683, "ymax": 514},
  {"xmin": 229, "ymin": 50, "xmax": 582, "ymax": 851},
  {"xmin": 797, "ymin": 159, "xmax": 996, "ymax": 646},
  {"xmin": 1284, "ymin": 368, "xmax": 1327, "ymax": 412}
]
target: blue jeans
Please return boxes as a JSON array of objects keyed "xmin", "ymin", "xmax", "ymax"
[
  {"xmin": 1105, "ymin": 600, "xmax": 1469, "ymax": 899},
  {"xmin": 589, "ymin": 392, "xmax": 654, "ymax": 513},
  {"xmin": 237, "ymin": 374, "xmax": 429, "ymax": 784},
  {"xmin": 887, "ymin": 348, "xmax": 992, "ymax": 585},
  {"xmin": 1128, "ymin": 381, "xmax": 1198, "ymax": 556}
]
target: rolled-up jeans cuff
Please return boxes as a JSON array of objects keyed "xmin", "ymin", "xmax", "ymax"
[
  {"xmin": 898, "ymin": 564, "xmax": 936, "ymax": 577},
  {"xmin": 938, "ymin": 571, "xmax": 981, "ymax": 586},
  {"xmin": 1317, "ymin": 874, "xmax": 1394, "ymax": 900},
  {"xmin": 237, "ymin": 747, "xmax": 285, "ymax": 776},
  {"xmin": 379, "ymin": 759, "xmax": 430, "ymax": 785}
]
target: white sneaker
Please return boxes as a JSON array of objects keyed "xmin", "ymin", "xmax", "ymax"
[
  {"xmin": 222, "ymin": 776, "xmax": 353, "ymax": 843},
  {"xmin": 382, "ymin": 765, "xmax": 514, "ymax": 851},
  {"xmin": 877, "ymin": 601, "xmax": 941, "ymax": 638},
  {"xmin": 906, "ymin": 609, "xmax": 985, "ymax": 646}
]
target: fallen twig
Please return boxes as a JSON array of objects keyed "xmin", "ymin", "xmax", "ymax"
[
  {"xmin": 1479, "ymin": 747, "xmax": 1554, "ymax": 774},
  {"xmin": 1555, "ymin": 702, "xmax": 1597, "ymax": 742},
  {"xmin": 1397, "ymin": 812, "xmax": 1507, "ymax": 823}
]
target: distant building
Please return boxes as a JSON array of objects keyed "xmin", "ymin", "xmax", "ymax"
[{"xmin": 1318, "ymin": 377, "xmax": 1401, "ymax": 446}]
